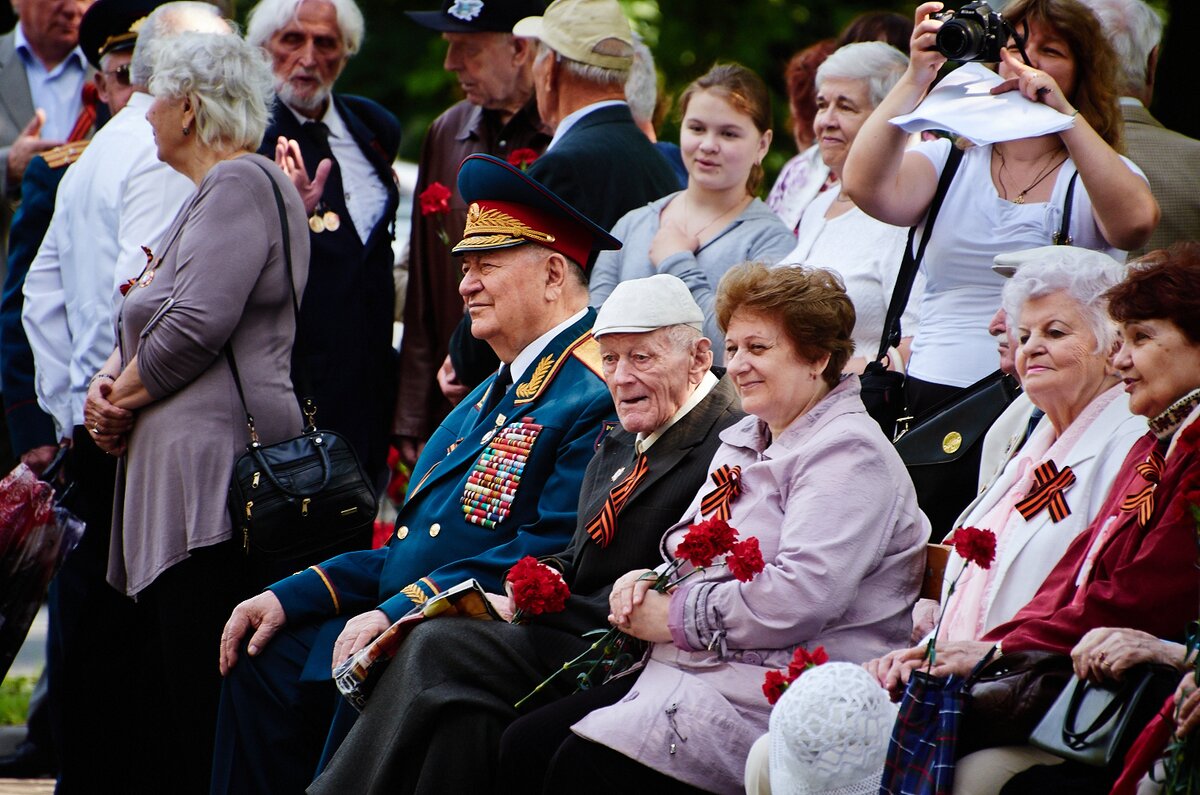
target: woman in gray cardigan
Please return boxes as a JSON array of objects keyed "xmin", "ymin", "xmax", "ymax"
[
  {"xmin": 588, "ymin": 64, "xmax": 794, "ymax": 360},
  {"xmin": 82, "ymin": 33, "xmax": 307, "ymax": 793}
]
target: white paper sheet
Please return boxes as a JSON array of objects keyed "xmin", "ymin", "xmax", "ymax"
[{"xmin": 889, "ymin": 62, "xmax": 1076, "ymax": 146}]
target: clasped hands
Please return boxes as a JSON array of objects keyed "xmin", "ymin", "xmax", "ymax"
[
  {"xmin": 607, "ymin": 568, "xmax": 672, "ymax": 644},
  {"xmin": 83, "ymin": 377, "xmax": 134, "ymax": 456}
]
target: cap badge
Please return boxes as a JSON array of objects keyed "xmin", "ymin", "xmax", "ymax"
[
  {"xmin": 448, "ymin": 0, "xmax": 484, "ymax": 21},
  {"xmin": 460, "ymin": 202, "xmax": 556, "ymax": 248}
]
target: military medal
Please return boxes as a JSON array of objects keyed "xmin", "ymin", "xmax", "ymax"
[
  {"xmin": 461, "ymin": 418, "xmax": 543, "ymax": 529},
  {"xmin": 308, "ymin": 213, "xmax": 325, "ymax": 233},
  {"xmin": 322, "ymin": 211, "xmax": 341, "ymax": 231}
]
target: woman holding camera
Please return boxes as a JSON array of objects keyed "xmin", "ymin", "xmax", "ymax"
[
  {"xmin": 843, "ymin": 0, "xmax": 1156, "ymax": 535},
  {"xmin": 844, "ymin": 0, "xmax": 1156, "ymax": 413}
]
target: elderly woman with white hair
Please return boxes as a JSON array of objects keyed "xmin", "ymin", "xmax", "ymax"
[
  {"xmin": 82, "ymin": 31, "xmax": 308, "ymax": 793},
  {"xmin": 780, "ymin": 41, "xmax": 922, "ymax": 374},
  {"xmin": 866, "ymin": 247, "xmax": 1145, "ymax": 684}
]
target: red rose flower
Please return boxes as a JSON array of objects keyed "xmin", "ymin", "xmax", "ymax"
[
  {"xmin": 418, "ymin": 181, "xmax": 452, "ymax": 216},
  {"xmin": 508, "ymin": 556, "xmax": 570, "ymax": 618},
  {"xmin": 726, "ymin": 537, "xmax": 764, "ymax": 582},
  {"xmin": 951, "ymin": 526, "xmax": 997, "ymax": 570},
  {"xmin": 762, "ymin": 669, "xmax": 789, "ymax": 705},
  {"xmin": 507, "ymin": 148, "xmax": 540, "ymax": 171}
]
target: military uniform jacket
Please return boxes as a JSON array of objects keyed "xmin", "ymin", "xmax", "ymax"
[{"xmin": 270, "ymin": 309, "xmax": 616, "ymax": 677}]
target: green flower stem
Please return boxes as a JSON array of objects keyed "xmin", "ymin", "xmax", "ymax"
[{"xmin": 514, "ymin": 629, "xmax": 617, "ymax": 709}]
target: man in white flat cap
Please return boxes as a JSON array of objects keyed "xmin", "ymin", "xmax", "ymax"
[{"xmin": 310, "ymin": 273, "xmax": 742, "ymax": 793}]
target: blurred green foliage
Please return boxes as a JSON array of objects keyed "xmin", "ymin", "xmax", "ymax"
[{"xmin": 234, "ymin": 0, "xmax": 1190, "ymax": 183}]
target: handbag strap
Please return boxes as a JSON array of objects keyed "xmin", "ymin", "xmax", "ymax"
[
  {"xmin": 1053, "ymin": 169, "xmax": 1080, "ymax": 246},
  {"xmin": 874, "ymin": 143, "xmax": 965, "ymax": 363},
  {"xmin": 225, "ymin": 161, "xmax": 314, "ymax": 444}
]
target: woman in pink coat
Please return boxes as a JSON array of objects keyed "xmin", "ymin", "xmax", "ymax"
[{"xmin": 497, "ymin": 263, "xmax": 928, "ymax": 793}]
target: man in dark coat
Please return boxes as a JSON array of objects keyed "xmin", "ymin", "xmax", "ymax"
[
  {"xmin": 248, "ymin": 0, "xmax": 401, "ymax": 490},
  {"xmin": 445, "ymin": 0, "xmax": 679, "ymax": 393},
  {"xmin": 308, "ymin": 274, "xmax": 743, "ymax": 794},
  {"xmin": 212, "ymin": 153, "xmax": 621, "ymax": 794},
  {"xmin": 393, "ymin": 0, "xmax": 551, "ymax": 467}
]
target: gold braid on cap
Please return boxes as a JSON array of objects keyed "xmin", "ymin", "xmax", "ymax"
[{"xmin": 460, "ymin": 202, "xmax": 556, "ymax": 246}]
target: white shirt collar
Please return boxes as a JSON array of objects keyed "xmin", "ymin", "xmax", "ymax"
[
  {"xmin": 548, "ymin": 100, "xmax": 627, "ymax": 150},
  {"xmin": 635, "ymin": 371, "xmax": 719, "ymax": 454},
  {"xmin": 508, "ymin": 308, "xmax": 589, "ymax": 383},
  {"xmin": 1118, "ymin": 96, "xmax": 1144, "ymax": 108}
]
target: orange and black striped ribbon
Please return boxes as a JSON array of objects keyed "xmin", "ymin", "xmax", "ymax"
[
  {"xmin": 1119, "ymin": 449, "xmax": 1166, "ymax": 527},
  {"xmin": 584, "ymin": 455, "xmax": 649, "ymax": 548},
  {"xmin": 66, "ymin": 83, "xmax": 98, "ymax": 143},
  {"xmin": 1015, "ymin": 461, "xmax": 1076, "ymax": 522},
  {"xmin": 699, "ymin": 464, "xmax": 742, "ymax": 521}
]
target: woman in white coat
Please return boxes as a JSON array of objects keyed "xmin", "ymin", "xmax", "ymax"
[{"xmin": 892, "ymin": 246, "xmax": 1147, "ymax": 651}]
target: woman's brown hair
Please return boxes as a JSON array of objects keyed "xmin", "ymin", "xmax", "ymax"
[
  {"xmin": 1106, "ymin": 242, "xmax": 1200, "ymax": 344},
  {"xmin": 678, "ymin": 63, "xmax": 772, "ymax": 195},
  {"xmin": 716, "ymin": 262, "xmax": 855, "ymax": 389},
  {"xmin": 1002, "ymin": 0, "xmax": 1124, "ymax": 150}
]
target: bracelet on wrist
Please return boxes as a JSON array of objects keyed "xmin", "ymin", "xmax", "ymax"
[{"xmin": 90, "ymin": 373, "xmax": 116, "ymax": 387}]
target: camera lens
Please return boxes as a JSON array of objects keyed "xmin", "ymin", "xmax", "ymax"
[{"xmin": 937, "ymin": 18, "xmax": 984, "ymax": 61}]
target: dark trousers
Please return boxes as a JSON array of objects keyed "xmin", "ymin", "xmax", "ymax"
[
  {"xmin": 497, "ymin": 675, "xmax": 707, "ymax": 794},
  {"xmin": 211, "ymin": 621, "xmax": 343, "ymax": 795},
  {"xmin": 308, "ymin": 617, "xmax": 588, "ymax": 795},
  {"xmin": 136, "ymin": 539, "xmax": 256, "ymax": 795},
  {"xmin": 48, "ymin": 429, "xmax": 142, "ymax": 794},
  {"xmin": 903, "ymin": 376, "xmax": 986, "ymax": 542}
]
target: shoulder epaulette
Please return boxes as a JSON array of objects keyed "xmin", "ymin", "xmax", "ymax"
[
  {"xmin": 513, "ymin": 330, "xmax": 601, "ymax": 405},
  {"xmin": 41, "ymin": 141, "xmax": 90, "ymax": 169}
]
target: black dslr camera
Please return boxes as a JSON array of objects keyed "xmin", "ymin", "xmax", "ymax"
[{"xmin": 932, "ymin": 2, "xmax": 1017, "ymax": 62}]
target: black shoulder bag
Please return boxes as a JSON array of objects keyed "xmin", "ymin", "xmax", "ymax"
[
  {"xmin": 225, "ymin": 164, "xmax": 377, "ymax": 562},
  {"xmin": 859, "ymin": 144, "xmax": 964, "ymax": 439}
]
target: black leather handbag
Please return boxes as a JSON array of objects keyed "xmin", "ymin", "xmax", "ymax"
[
  {"xmin": 225, "ymin": 165, "xmax": 376, "ymax": 562},
  {"xmin": 860, "ymin": 146, "xmax": 963, "ymax": 440},
  {"xmin": 1029, "ymin": 663, "xmax": 1179, "ymax": 767}
]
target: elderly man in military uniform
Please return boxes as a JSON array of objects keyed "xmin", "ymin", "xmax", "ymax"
[
  {"xmin": 308, "ymin": 273, "xmax": 742, "ymax": 793},
  {"xmin": 213, "ymin": 153, "xmax": 621, "ymax": 794}
]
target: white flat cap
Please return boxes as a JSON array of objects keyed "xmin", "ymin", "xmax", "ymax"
[
  {"xmin": 992, "ymin": 245, "xmax": 1122, "ymax": 278},
  {"xmin": 592, "ymin": 274, "xmax": 705, "ymax": 336}
]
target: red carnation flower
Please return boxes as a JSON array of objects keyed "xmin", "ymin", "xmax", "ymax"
[
  {"xmin": 762, "ymin": 669, "xmax": 789, "ymax": 705},
  {"xmin": 786, "ymin": 645, "xmax": 828, "ymax": 680},
  {"xmin": 726, "ymin": 537, "xmax": 764, "ymax": 582},
  {"xmin": 674, "ymin": 517, "xmax": 739, "ymax": 569},
  {"xmin": 507, "ymin": 148, "xmax": 540, "ymax": 171},
  {"xmin": 418, "ymin": 181, "xmax": 452, "ymax": 216},
  {"xmin": 508, "ymin": 556, "xmax": 569, "ymax": 620},
  {"xmin": 952, "ymin": 526, "xmax": 997, "ymax": 570}
]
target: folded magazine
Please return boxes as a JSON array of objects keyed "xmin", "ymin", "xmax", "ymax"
[{"xmin": 333, "ymin": 578, "xmax": 501, "ymax": 710}]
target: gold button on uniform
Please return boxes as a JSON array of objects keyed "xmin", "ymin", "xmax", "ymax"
[
  {"xmin": 429, "ymin": 523, "xmax": 441, "ymax": 538},
  {"xmin": 396, "ymin": 526, "xmax": 409, "ymax": 540}
]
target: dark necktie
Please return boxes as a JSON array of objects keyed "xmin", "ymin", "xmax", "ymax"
[
  {"xmin": 303, "ymin": 121, "xmax": 344, "ymax": 212},
  {"xmin": 477, "ymin": 365, "xmax": 511, "ymax": 421}
]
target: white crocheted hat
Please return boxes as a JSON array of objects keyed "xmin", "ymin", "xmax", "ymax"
[{"xmin": 768, "ymin": 662, "xmax": 898, "ymax": 795}]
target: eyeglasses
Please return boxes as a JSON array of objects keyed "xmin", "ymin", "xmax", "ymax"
[{"xmin": 103, "ymin": 64, "xmax": 131, "ymax": 87}]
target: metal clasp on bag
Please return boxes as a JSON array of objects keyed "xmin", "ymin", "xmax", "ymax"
[
  {"xmin": 246, "ymin": 413, "xmax": 261, "ymax": 447},
  {"xmin": 301, "ymin": 497, "xmax": 311, "ymax": 517},
  {"xmin": 893, "ymin": 414, "xmax": 914, "ymax": 442},
  {"xmin": 302, "ymin": 398, "xmax": 317, "ymax": 434}
]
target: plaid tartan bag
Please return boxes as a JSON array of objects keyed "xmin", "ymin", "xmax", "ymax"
[{"xmin": 880, "ymin": 670, "xmax": 967, "ymax": 795}]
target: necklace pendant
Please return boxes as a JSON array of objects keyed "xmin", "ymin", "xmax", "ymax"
[{"xmin": 1015, "ymin": 194, "xmax": 1026, "ymax": 204}]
